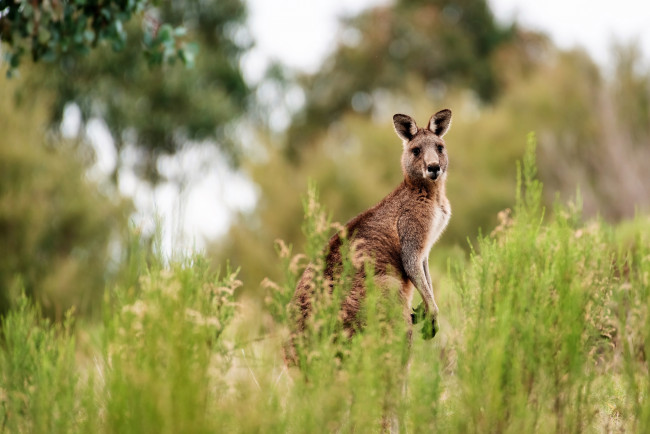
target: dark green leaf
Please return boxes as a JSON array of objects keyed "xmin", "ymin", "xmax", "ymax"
[{"xmin": 38, "ymin": 27, "xmax": 51, "ymax": 44}]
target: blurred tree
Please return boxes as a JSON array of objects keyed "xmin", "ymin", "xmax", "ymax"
[
  {"xmin": 211, "ymin": 0, "xmax": 533, "ymax": 290},
  {"xmin": 214, "ymin": 26, "xmax": 650, "ymax": 294},
  {"xmin": 0, "ymin": 0, "xmax": 251, "ymax": 318},
  {"xmin": 12, "ymin": 0, "xmax": 251, "ymax": 183},
  {"xmin": 610, "ymin": 42, "xmax": 650, "ymax": 142},
  {"xmin": 0, "ymin": 0, "xmax": 193, "ymax": 75},
  {"xmin": 286, "ymin": 0, "xmax": 514, "ymax": 156},
  {"xmin": 0, "ymin": 75, "xmax": 129, "ymax": 320}
]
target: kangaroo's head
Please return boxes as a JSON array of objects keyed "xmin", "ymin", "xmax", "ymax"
[{"xmin": 393, "ymin": 109, "xmax": 452, "ymax": 185}]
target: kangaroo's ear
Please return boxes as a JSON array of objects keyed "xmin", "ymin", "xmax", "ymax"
[
  {"xmin": 393, "ymin": 114, "xmax": 418, "ymax": 142},
  {"xmin": 428, "ymin": 109, "xmax": 452, "ymax": 137}
]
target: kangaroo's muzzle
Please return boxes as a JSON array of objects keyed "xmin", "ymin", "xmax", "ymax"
[{"xmin": 427, "ymin": 164, "xmax": 441, "ymax": 180}]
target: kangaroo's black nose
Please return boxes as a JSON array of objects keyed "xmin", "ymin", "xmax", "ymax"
[{"xmin": 427, "ymin": 164, "xmax": 441, "ymax": 179}]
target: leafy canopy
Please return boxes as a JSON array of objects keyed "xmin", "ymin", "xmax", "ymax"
[
  {"xmin": 0, "ymin": 0, "xmax": 196, "ymax": 76},
  {"xmin": 5, "ymin": 0, "xmax": 251, "ymax": 184}
]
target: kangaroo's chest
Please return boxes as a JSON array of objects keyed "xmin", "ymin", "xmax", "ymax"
[{"xmin": 423, "ymin": 199, "xmax": 451, "ymax": 254}]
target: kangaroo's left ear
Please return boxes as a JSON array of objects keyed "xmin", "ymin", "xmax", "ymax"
[
  {"xmin": 428, "ymin": 109, "xmax": 452, "ymax": 137},
  {"xmin": 393, "ymin": 114, "xmax": 418, "ymax": 142}
]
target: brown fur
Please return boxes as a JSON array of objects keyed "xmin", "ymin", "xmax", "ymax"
[{"xmin": 287, "ymin": 109, "xmax": 452, "ymax": 363}]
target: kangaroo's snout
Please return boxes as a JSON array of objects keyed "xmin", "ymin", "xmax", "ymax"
[{"xmin": 427, "ymin": 164, "xmax": 441, "ymax": 180}]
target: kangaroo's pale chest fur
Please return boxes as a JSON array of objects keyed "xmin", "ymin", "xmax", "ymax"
[{"xmin": 424, "ymin": 198, "xmax": 451, "ymax": 256}]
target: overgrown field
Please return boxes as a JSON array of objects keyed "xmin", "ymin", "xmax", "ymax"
[{"xmin": 2, "ymin": 140, "xmax": 650, "ymax": 433}]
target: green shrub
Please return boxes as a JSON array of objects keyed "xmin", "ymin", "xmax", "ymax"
[
  {"xmin": 447, "ymin": 134, "xmax": 616, "ymax": 431},
  {"xmin": 1, "ymin": 134, "xmax": 650, "ymax": 432},
  {"xmin": 101, "ymin": 255, "xmax": 239, "ymax": 433},
  {"xmin": 0, "ymin": 81, "xmax": 129, "ymax": 320},
  {"xmin": 0, "ymin": 294, "xmax": 79, "ymax": 432}
]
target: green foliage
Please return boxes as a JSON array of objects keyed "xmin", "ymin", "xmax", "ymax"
[
  {"xmin": 301, "ymin": 180, "xmax": 336, "ymax": 262},
  {"xmin": 2, "ymin": 0, "xmax": 650, "ymax": 428},
  {"xmin": 0, "ymin": 0, "xmax": 193, "ymax": 76},
  {"xmin": 103, "ymin": 255, "xmax": 239, "ymax": 433},
  {"xmin": 286, "ymin": 0, "xmax": 514, "ymax": 154},
  {"xmin": 0, "ymin": 236, "xmax": 240, "ymax": 432},
  {"xmin": 212, "ymin": 115, "xmax": 405, "ymax": 291},
  {"xmin": 224, "ymin": 39, "xmax": 650, "ymax": 296},
  {"xmin": 263, "ymin": 182, "xmax": 333, "ymax": 326},
  {"xmin": 282, "ymin": 280, "xmax": 410, "ymax": 432},
  {"xmin": 6, "ymin": 0, "xmax": 250, "ymax": 183},
  {"xmin": 0, "ymin": 79, "xmax": 129, "ymax": 319},
  {"xmin": 0, "ymin": 295, "xmax": 78, "ymax": 433},
  {"xmin": 1, "ymin": 141, "xmax": 650, "ymax": 431},
  {"xmin": 216, "ymin": 0, "xmax": 650, "ymax": 297},
  {"xmin": 451, "ymin": 136, "xmax": 610, "ymax": 431},
  {"xmin": 611, "ymin": 42, "xmax": 650, "ymax": 142}
]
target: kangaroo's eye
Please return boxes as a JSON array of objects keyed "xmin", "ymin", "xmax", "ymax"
[
  {"xmin": 437, "ymin": 145, "xmax": 444, "ymax": 153},
  {"xmin": 412, "ymin": 147, "xmax": 421, "ymax": 156}
]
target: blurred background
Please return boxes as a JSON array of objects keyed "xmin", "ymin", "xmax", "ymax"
[{"xmin": 1, "ymin": 0, "xmax": 649, "ymax": 319}]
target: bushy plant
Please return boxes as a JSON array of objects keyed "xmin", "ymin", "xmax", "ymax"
[
  {"xmin": 2, "ymin": 135, "xmax": 650, "ymax": 432},
  {"xmin": 0, "ymin": 234, "xmax": 240, "ymax": 432},
  {"xmin": 0, "ymin": 294, "xmax": 79, "ymax": 432},
  {"xmin": 447, "ymin": 134, "xmax": 615, "ymax": 431},
  {"xmin": 0, "ymin": 79, "xmax": 129, "ymax": 320}
]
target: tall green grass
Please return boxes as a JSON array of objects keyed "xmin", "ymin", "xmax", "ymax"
[{"xmin": 1, "ymin": 135, "xmax": 649, "ymax": 432}]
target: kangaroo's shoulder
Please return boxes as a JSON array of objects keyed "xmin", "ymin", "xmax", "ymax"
[{"xmin": 342, "ymin": 183, "xmax": 406, "ymax": 230}]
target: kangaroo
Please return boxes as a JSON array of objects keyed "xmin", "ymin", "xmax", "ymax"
[{"xmin": 288, "ymin": 109, "xmax": 452, "ymax": 357}]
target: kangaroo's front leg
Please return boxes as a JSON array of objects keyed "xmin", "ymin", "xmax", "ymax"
[
  {"xmin": 402, "ymin": 256, "xmax": 438, "ymax": 340},
  {"xmin": 399, "ymin": 218, "xmax": 439, "ymax": 339},
  {"xmin": 410, "ymin": 260, "xmax": 437, "ymax": 323},
  {"xmin": 421, "ymin": 258, "xmax": 438, "ymax": 339}
]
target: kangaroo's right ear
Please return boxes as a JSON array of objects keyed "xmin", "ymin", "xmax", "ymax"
[
  {"xmin": 428, "ymin": 109, "xmax": 452, "ymax": 137},
  {"xmin": 393, "ymin": 114, "xmax": 418, "ymax": 142}
]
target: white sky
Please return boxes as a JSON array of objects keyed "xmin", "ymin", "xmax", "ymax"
[
  {"xmin": 488, "ymin": 0, "xmax": 650, "ymax": 68},
  {"xmin": 244, "ymin": 0, "xmax": 650, "ymax": 77},
  {"xmin": 80, "ymin": 0, "xmax": 650, "ymax": 256},
  {"xmin": 243, "ymin": 0, "xmax": 390, "ymax": 79}
]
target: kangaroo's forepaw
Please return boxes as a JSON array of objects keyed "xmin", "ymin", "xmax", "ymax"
[
  {"xmin": 421, "ymin": 316, "xmax": 438, "ymax": 340},
  {"xmin": 411, "ymin": 302, "xmax": 426, "ymax": 325}
]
